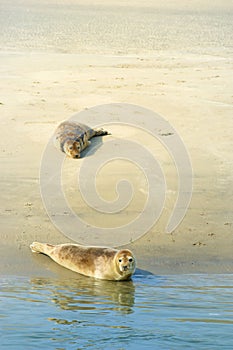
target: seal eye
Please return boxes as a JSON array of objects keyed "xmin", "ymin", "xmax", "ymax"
[
  {"xmin": 118, "ymin": 259, "xmax": 122, "ymax": 263},
  {"xmin": 129, "ymin": 258, "xmax": 133, "ymax": 262}
]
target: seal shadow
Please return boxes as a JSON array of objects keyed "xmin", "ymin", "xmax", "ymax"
[
  {"xmin": 133, "ymin": 268, "xmax": 155, "ymax": 282},
  {"xmin": 134, "ymin": 268, "xmax": 154, "ymax": 277},
  {"xmin": 80, "ymin": 135, "xmax": 108, "ymax": 158}
]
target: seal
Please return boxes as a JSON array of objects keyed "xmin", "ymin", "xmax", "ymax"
[
  {"xmin": 53, "ymin": 121, "xmax": 110, "ymax": 158},
  {"xmin": 30, "ymin": 242, "xmax": 136, "ymax": 281}
]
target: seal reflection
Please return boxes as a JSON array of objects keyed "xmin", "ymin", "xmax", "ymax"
[{"xmin": 31, "ymin": 275, "xmax": 135, "ymax": 316}]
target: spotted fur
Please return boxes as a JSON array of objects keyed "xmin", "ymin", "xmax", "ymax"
[
  {"xmin": 30, "ymin": 242, "xmax": 136, "ymax": 281},
  {"xmin": 54, "ymin": 121, "xmax": 110, "ymax": 158}
]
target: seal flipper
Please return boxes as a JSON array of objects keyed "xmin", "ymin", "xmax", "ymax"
[
  {"xmin": 93, "ymin": 128, "xmax": 110, "ymax": 137},
  {"xmin": 30, "ymin": 242, "xmax": 55, "ymax": 255}
]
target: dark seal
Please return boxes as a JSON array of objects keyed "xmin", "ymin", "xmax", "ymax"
[{"xmin": 54, "ymin": 121, "xmax": 110, "ymax": 158}]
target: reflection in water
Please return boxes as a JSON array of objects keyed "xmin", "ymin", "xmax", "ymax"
[
  {"xmin": 31, "ymin": 273, "xmax": 135, "ymax": 315},
  {"xmin": 1, "ymin": 274, "xmax": 233, "ymax": 350}
]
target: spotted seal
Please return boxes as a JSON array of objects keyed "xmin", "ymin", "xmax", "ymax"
[
  {"xmin": 54, "ymin": 121, "xmax": 110, "ymax": 158},
  {"xmin": 30, "ymin": 242, "xmax": 136, "ymax": 281}
]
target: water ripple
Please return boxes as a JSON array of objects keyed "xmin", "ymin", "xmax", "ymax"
[{"xmin": 0, "ymin": 274, "xmax": 233, "ymax": 349}]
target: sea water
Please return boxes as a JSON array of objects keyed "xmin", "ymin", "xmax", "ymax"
[
  {"xmin": 0, "ymin": 1, "xmax": 232, "ymax": 56},
  {"xmin": 0, "ymin": 273, "xmax": 233, "ymax": 350}
]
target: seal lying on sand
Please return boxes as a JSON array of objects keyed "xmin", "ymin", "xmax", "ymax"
[
  {"xmin": 30, "ymin": 242, "xmax": 136, "ymax": 281},
  {"xmin": 54, "ymin": 121, "xmax": 110, "ymax": 158}
]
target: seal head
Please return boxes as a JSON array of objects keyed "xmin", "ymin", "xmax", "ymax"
[
  {"xmin": 63, "ymin": 139, "xmax": 82, "ymax": 158},
  {"xmin": 115, "ymin": 249, "xmax": 136, "ymax": 279}
]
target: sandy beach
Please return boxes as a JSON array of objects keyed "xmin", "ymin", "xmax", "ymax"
[{"xmin": 0, "ymin": 0, "xmax": 233, "ymax": 277}]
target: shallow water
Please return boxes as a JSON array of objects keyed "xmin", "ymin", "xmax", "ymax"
[
  {"xmin": 0, "ymin": 273, "xmax": 233, "ymax": 350},
  {"xmin": 0, "ymin": 1, "xmax": 232, "ymax": 56}
]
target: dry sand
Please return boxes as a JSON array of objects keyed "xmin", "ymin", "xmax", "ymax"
[{"xmin": 0, "ymin": 0, "xmax": 233, "ymax": 277}]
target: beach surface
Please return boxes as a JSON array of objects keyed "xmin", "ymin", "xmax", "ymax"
[{"xmin": 0, "ymin": 0, "xmax": 233, "ymax": 277}]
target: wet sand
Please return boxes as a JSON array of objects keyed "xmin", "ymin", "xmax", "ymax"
[{"xmin": 0, "ymin": 0, "xmax": 233, "ymax": 276}]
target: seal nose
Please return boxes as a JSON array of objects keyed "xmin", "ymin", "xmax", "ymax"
[{"xmin": 123, "ymin": 265, "xmax": 128, "ymax": 271}]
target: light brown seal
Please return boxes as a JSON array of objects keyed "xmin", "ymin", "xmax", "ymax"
[
  {"xmin": 54, "ymin": 121, "xmax": 110, "ymax": 158},
  {"xmin": 30, "ymin": 242, "xmax": 136, "ymax": 281}
]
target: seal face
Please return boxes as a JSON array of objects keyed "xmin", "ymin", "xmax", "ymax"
[
  {"xmin": 54, "ymin": 121, "xmax": 109, "ymax": 158},
  {"xmin": 30, "ymin": 242, "xmax": 136, "ymax": 281},
  {"xmin": 115, "ymin": 250, "xmax": 136, "ymax": 275}
]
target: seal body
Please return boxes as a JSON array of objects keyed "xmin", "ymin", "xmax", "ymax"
[
  {"xmin": 30, "ymin": 242, "xmax": 136, "ymax": 281},
  {"xmin": 54, "ymin": 121, "xmax": 109, "ymax": 158}
]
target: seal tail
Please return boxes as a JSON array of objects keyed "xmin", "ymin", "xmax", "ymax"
[{"xmin": 30, "ymin": 242, "xmax": 55, "ymax": 255}]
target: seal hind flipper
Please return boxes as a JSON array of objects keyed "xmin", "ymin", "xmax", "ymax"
[
  {"xmin": 93, "ymin": 128, "xmax": 111, "ymax": 137},
  {"xmin": 30, "ymin": 242, "xmax": 55, "ymax": 255}
]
